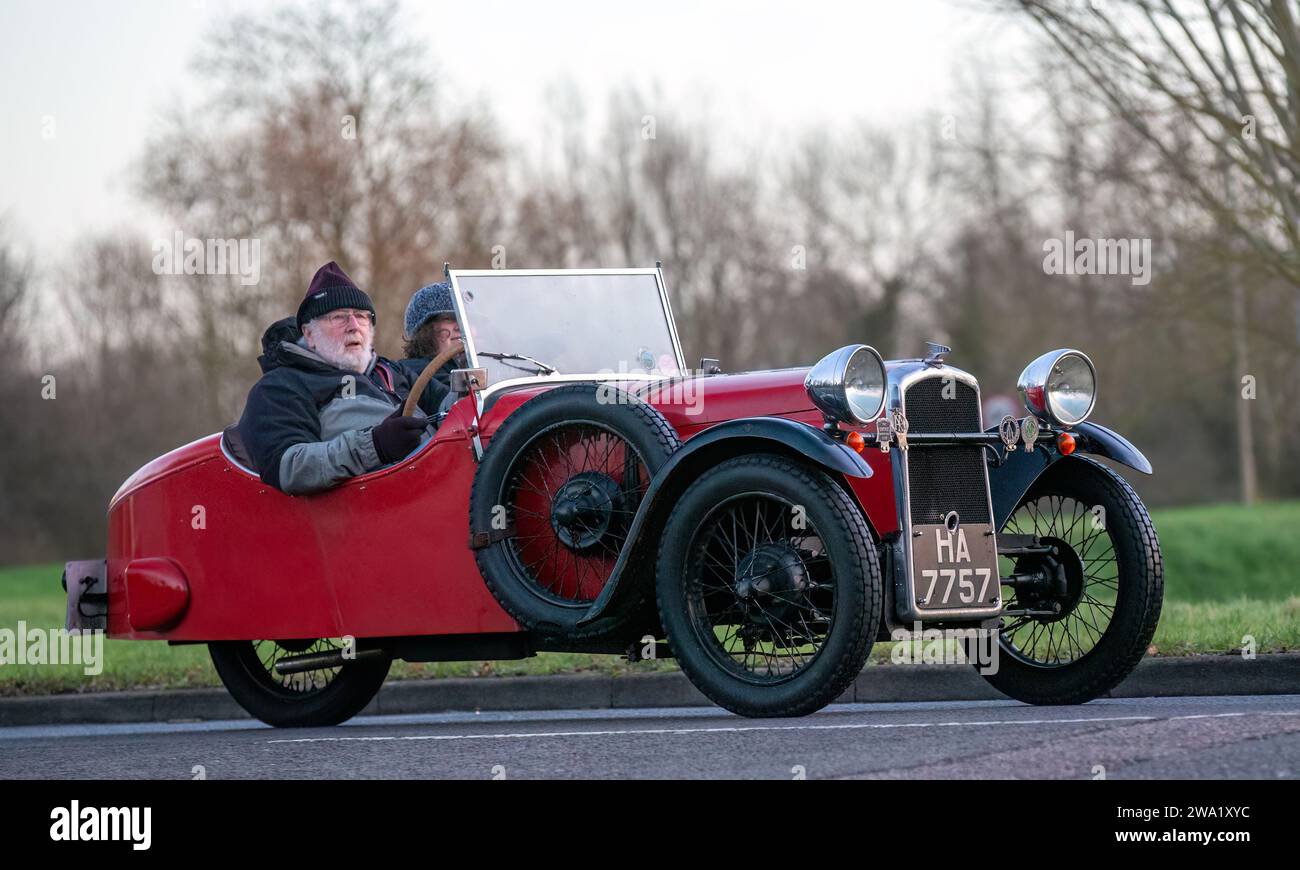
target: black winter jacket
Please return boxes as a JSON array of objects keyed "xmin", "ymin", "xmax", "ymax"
[{"xmin": 236, "ymin": 318, "xmax": 448, "ymax": 494}]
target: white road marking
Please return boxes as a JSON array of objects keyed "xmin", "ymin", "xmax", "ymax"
[{"xmin": 267, "ymin": 709, "xmax": 1298, "ymax": 745}]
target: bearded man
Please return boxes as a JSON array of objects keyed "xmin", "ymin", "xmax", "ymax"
[{"xmin": 236, "ymin": 261, "xmax": 446, "ymax": 495}]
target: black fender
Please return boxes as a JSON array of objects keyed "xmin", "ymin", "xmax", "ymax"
[
  {"xmin": 665, "ymin": 417, "xmax": 874, "ymax": 481},
  {"xmin": 577, "ymin": 417, "xmax": 872, "ymax": 627},
  {"xmin": 1073, "ymin": 422, "xmax": 1153, "ymax": 475},
  {"xmin": 988, "ymin": 421, "xmax": 1152, "ymax": 528}
]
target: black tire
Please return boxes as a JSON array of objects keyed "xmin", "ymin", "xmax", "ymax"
[
  {"xmin": 978, "ymin": 456, "xmax": 1163, "ymax": 705},
  {"xmin": 470, "ymin": 383, "xmax": 681, "ymax": 639},
  {"xmin": 656, "ymin": 454, "xmax": 881, "ymax": 718},
  {"xmin": 209, "ymin": 639, "xmax": 391, "ymax": 727}
]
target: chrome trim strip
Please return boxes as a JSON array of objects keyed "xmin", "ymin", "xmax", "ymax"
[
  {"xmin": 445, "ymin": 270, "xmax": 483, "ymax": 449},
  {"xmin": 219, "ymin": 436, "xmax": 260, "ymax": 479},
  {"xmin": 654, "ymin": 265, "xmax": 688, "ymax": 377},
  {"xmin": 476, "ymin": 372, "xmax": 677, "ymax": 407},
  {"xmin": 446, "ymin": 270, "xmax": 479, "ymax": 375},
  {"xmin": 450, "ymin": 268, "xmax": 664, "ymax": 276}
]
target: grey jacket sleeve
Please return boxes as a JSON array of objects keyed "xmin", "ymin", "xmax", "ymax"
[{"xmin": 277, "ymin": 427, "xmax": 383, "ymax": 495}]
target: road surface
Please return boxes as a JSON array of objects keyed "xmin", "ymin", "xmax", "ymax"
[{"xmin": 2, "ymin": 694, "xmax": 1297, "ymax": 779}]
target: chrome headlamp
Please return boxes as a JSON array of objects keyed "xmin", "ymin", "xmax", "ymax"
[
  {"xmin": 805, "ymin": 344, "xmax": 887, "ymax": 424},
  {"xmin": 1017, "ymin": 349, "xmax": 1097, "ymax": 427}
]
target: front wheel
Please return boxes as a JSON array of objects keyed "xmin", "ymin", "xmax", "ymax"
[
  {"xmin": 209, "ymin": 638, "xmax": 391, "ymax": 727},
  {"xmin": 978, "ymin": 456, "xmax": 1163, "ymax": 705},
  {"xmin": 656, "ymin": 454, "xmax": 881, "ymax": 718}
]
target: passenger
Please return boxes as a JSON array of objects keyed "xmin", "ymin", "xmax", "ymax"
[
  {"xmin": 398, "ymin": 281, "xmax": 466, "ymax": 391},
  {"xmin": 237, "ymin": 261, "xmax": 446, "ymax": 495}
]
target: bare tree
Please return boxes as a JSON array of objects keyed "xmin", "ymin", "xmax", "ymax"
[
  {"xmin": 0, "ymin": 224, "xmax": 30, "ymax": 365},
  {"xmin": 1011, "ymin": 0, "xmax": 1300, "ymax": 503},
  {"xmin": 1012, "ymin": 0, "xmax": 1299, "ymax": 287},
  {"xmin": 138, "ymin": 0, "xmax": 505, "ymax": 364}
]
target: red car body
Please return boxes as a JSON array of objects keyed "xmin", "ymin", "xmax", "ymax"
[{"xmin": 104, "ymin": 369, "xmax": 896, "ymax": 644}]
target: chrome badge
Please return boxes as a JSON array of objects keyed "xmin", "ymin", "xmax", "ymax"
[
  {"xmin": 998, "ymin": 415, "xmax": 1020, "ymax": 452},
  {"xmin": 1021, "ymin": 415, "xmax": 1040, "ymax": 451},
  {"xmin": 891, "ymin": 408, "xmax": 909, "ymax": 450},
  {"xmin": 875, "ymin": 414, "xmax": 894, "ymax": 454}
]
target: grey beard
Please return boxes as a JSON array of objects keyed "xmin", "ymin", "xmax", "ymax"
[{"xmin": 311, "ymin": 333, "xmax": 373, "ymax": 373}]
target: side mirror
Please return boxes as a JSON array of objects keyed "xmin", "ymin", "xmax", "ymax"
[{"xmin": 699, "ymin": 358, "xmax": 723, "ymax": 375}]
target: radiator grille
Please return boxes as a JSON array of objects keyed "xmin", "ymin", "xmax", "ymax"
[
  {"xmin": 902, "ymin": 376, "xmax": 982, "ymax": 433},
  {"xmin": 903, "ymin": 376, "xmax": 990, "ymax": 525}
]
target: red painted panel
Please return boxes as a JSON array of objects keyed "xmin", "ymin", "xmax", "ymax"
[
  {"xmin": 846, "ymin": 450, "xmax": 899, "ymax": 535},
  {"xmin": 639, "ymin": 369, "xmax": 815, "ymax": 428},
  {"xmin": 671, "ymin": 406, "xmax": 901, "ymax": 537},
  {"xmin": 107, "ymin": 400, "xmax": 521, "ymax": 641}
]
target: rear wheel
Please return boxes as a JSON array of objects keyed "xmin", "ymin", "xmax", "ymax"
[
  {"xmin": 209, "ymin": 638, "xmax": 390, "ymax": 727},
  {"xmin": 656, "ymin": 454, "xmax": 880, "ymax": 718},
  {"xmin": 979, "ymin": 457, "xmax": 1163, "ymax": 705}
]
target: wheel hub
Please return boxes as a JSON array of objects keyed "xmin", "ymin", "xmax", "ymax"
[
  {"xmin": 735, "ymin": 543, "xmax": 810, "ymax": 626},
  {"xmin": 550, "ymin": 471, "xmax": 626, "ymax": 552},
  {"xmin": 1013, "ymin": 536, "xmax": 1085, "ymax": 623}
]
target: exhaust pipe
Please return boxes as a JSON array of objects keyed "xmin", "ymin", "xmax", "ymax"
[{"xmin": 273, "ymin": 647, "xmax": 387, "ymax": 675}]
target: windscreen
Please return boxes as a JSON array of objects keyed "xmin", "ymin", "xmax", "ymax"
[{"xmin": 452, "ymin": 271, "xmax": 683, "ymax": 385}]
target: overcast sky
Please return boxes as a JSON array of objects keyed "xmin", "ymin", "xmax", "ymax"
[{"xmin": 0, "ymin": 0, "xmax": 1028, "ymax": 257}]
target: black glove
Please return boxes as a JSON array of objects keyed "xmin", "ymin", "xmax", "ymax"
[{"xmin": 372, "ymin": 409, "xmax": 428, "ymax": 464}]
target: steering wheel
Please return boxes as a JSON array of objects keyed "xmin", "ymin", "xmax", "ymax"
[{"xmin": 402, "ymin": 340, "xmax": 465, "ymax": 417}]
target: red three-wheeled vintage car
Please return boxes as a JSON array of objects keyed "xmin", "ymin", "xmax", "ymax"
[{"xmin": 64, "ymin": 268, "xmax": 1161, "ymax": 726}]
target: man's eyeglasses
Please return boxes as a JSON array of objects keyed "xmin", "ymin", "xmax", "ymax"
[
  {"xmin": 432, "ymin": 326, "xmax": 460, "ymax": 340},
  {"xmin": 321, "ymin": 309, "xmax": 374, "ymax": 328}
]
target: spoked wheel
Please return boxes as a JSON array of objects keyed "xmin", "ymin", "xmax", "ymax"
[
  {"xmin": 471, "ymin": 384, "xmax": 680, "ymax": 638},
  {"xmin": 1000, "ymin": 501, "xmax": 1115, "ymax": 668},
  {"xmin": 979, "ymin": 456, "xmax": 1163, "ymax": 705},
  {"xmin": 657, "ymin": 454, "xmax": 880, "ymax": 718},
  {"xmin": 209, "ymin": 638, "xmax": 391, "ymax": 727},
  {"xmin": 691, "ymin": 495, "xmax": 836, "ymax": 679},
  {"xmin": 506, "ymin": 422, "xmax": 648, "ymax": 604}
]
